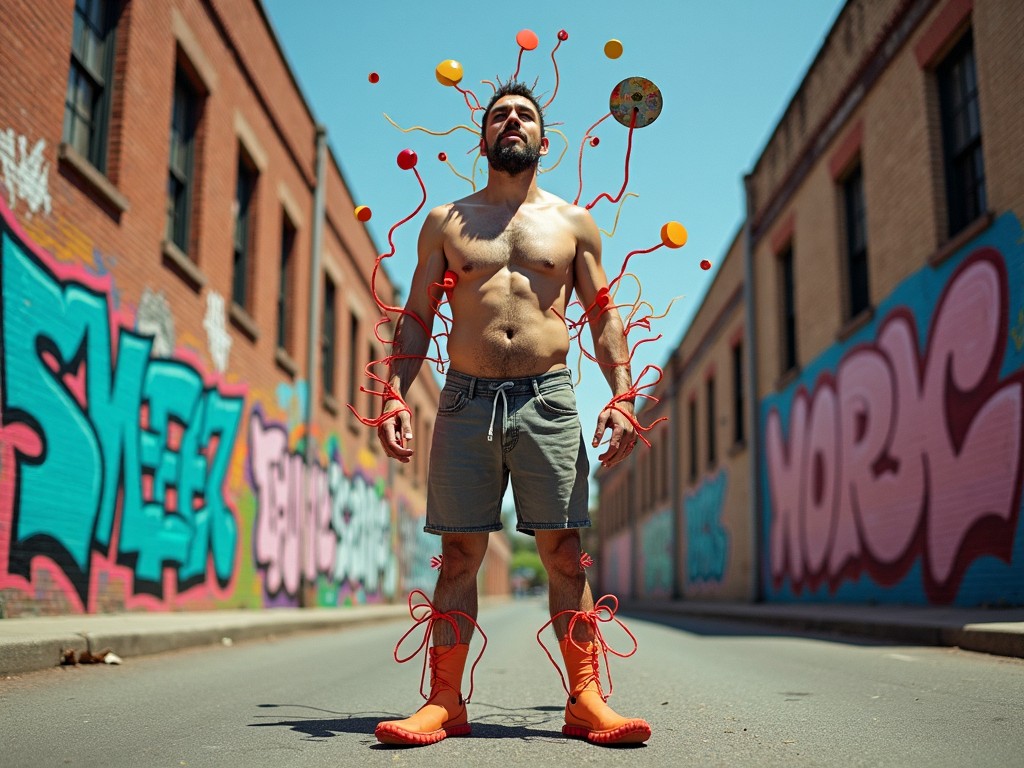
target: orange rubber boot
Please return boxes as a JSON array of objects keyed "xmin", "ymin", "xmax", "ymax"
[
  {"xmin": 375, "ymin": 643, "xmax": 471, "ymax": 746},
  {"xmin": 559, "ymin": 638, "xmax": 652, "ymax": 745}
]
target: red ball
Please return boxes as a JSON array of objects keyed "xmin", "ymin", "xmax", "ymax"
[
  {"xmin": 397, "ymin": 149, "xmax": 418, "ymax": 170},
  {"xmin": 438, "ymin": 152, "xmax": 448, "ymax": 162},
  {"xmin": 700, "ymin": 260, "xmax": 712, "ymax": 271},
  {"xmin": 368, "ymin": 72, "xmax": 380, "ymax": 84},
  {"xmin": 558, "ymin": 30, "xmax": 569, "ymax": 41},
  {"xmin": 590, "ymin": 137, "xmax": 600, "ymax": 147}
]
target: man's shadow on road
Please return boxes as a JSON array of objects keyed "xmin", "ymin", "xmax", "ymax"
[{"xmin": 248, "ymin": 702, "xmax": 642, "ymax": 748}]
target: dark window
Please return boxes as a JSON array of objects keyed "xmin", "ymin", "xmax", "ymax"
[
  {"xmin": 322, "ymin": 275, "xmax": 337, "ymax": 398},
  {"xmin": 732, "ymin": 342, "xmax": 745, "ymax": 445},
  {"xmin": 706, "ymin": 376, "xmax": 717, "ymax": 468},
  {"xmin": 660, "ymin": 427, "xmax": 669, "ymax": 499},
  {"xmin": 232, "ymin": 151, "xmax": 258, "ymax": 310},
  {"xmin": 779, "ymin": 245, "xmax": 797, "ymax": 373},
  {"xmin": 348, "ymin": 312, "xmax": 361, "ymax": 408},
  {"xmin": 938, "ymin": 30, "xmax": 986, "ymax": 237},
  {"xmin": 167, "ymin": 68, "xmax": 201, "ymax": 254},
  {"xmin": 843, "ymin": 165, "xmax": 870, "ymax": 317},
  {"xmin": 276, "ymin": 214, "xmax": 297, "ymax": 351},
  {"xmin": 63, "ymin": 0, "xmax": 116, "ymax": 170},
  {"xmin": 688, "ymin": 398, "xmax": 698, "ymax": 483}
]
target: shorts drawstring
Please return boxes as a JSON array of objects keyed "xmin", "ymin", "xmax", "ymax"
[{"xmin": 487, "ymin": 382, "xmax": 515, "ymax": 442}]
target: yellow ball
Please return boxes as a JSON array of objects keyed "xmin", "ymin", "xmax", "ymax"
[
  {"xmin": 660, "ymin": 221, "xmax": 688, "ymax": 248},
  {"xmin": 435, "ymin": 59, "xmax": 464, "ymax": 87},
  {"xmin": 354, "ymin": 205, "xmax": 372, "ymax": 222},
  {"xmin": 604, "ymin": 39, "xmax": 623, "ymax": 59}
]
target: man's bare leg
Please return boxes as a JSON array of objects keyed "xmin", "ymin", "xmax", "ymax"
[
  {"xmin": 534, "ymin": 528, "xmax": 651, "ymax": 745},
  {"xmin": 535, "ymin": 530, "xmax": 594, "ymax": 641},
  {"xmin": 375, "ymin": 532, "xmax": 489, "ymax": 745},
  {"xmin": 432, "ymin": 533, "xmax": 489, "ymax": 644}
]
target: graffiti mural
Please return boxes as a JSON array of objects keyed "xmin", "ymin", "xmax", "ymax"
[
  {"xmin": 762, "ymin": 213, "xmax": 1024, "ymax": 605},
  {"xmin": 0, "ymin": 128, "xmax": 52, "ymax": 216},
  {"xmin": 602, "ymin": 530, "xmax": 632, "ymax": 598},
  {"xmin": 247, "ymin": 407, "xmax": 399, "ymax": 605},
  {"xmin": 684, "ymin": 470, "xmax": 729, "ymax": 588},
  {"xmin": 639, "ymin": 508, "xmax": 673, "ymax": 597},
  {"xmin": 0, "ymin": 203, "xmax": 246, "ymax": 613}
]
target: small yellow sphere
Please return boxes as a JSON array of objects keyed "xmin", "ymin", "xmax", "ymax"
[
  {"xmin": 354, "ymin": 205, "xmax": 372, "ymax": 222},
  {"xmin": 435, "ymin": 59, "xmax": 464, "ymax": 87},
  {"xmin": 604, "ymin": 39, "xmax": 624, "ymax": 59},
  {"xmin": 660, "ymin": 221, "xmax": 688, "ymax": 248}
]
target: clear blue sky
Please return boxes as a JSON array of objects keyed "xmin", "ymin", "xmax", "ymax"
[{"xmin": 262, "ymin": 0, "xmax": 845, "ymax": 475}]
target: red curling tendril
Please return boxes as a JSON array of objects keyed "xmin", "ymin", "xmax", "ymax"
[
  {"xmin": 536, "ymin": 595, "xmax": 638, "ymax": 701},
  {"xmin": 584, "ymin": 108, "xmax": 638, "ymax": 211},
  {"xmin": 393, "ymin": 589, "xmax": 488, "ymax": 703}
]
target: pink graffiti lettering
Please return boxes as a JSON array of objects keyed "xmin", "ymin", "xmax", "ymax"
[
  {"xmin": 248, "ymin": 412, "xmax": 335, "ymax": 598},
  {"xmin": 766, "ymin": 250, "xmax": 1023, "ymax": 603}
]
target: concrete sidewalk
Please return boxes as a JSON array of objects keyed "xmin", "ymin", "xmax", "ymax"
[
  {"xmin": 624, "ymin": 599, "xmax": 1024, "ymax": 660},
  {"xmin": 0, "ymin": 603, "xmax": 412, "ymax": 676},
  {"xmin": 2, "ymin": 598, "xmax": 1022, "ymax": 677}
]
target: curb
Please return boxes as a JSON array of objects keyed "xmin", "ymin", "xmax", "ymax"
[
  {"xmin": 622, "ymin": 601, "xmax": 1024, "ymax": 660},
  {"xmin": 0, "ymin": 605, "xmax": 411, "ymax": 676}
]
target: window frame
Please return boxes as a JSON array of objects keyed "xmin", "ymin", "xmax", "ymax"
[
  {"xmin": 167, "ymin": 65, "xmax": 202, "ymax": 255},
  {"xmin": 231, "ymin": 148, "xmax": 259, "ymax": 311},
  {"xmin": 937, "ymin": 29, "xmax": 986, "ymax": 239},
  {"xmin": 841, "ymin": 163, "xmax": 870, "ymax": 319},
  {"xmin": 63, "ymin": 0, "xmax": 117, "ymax": 172},
  {"xmin": 276, "ymin": 212, "xmax": 298, "ymax": 353},
  {"xmin": 777, "ymin": 244, "xmax": 798, "ymax": 374},
  {"xmin": 321, "ymin": 273, "xmax": 337, "ymax": 399}
]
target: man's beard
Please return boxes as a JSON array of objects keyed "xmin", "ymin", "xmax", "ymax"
[{"xmin": 486, "ymin": 133, "xmax": 541, "ymax": 175}]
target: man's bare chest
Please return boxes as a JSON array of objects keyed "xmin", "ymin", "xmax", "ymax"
[{"xmin": 446, "ymin": 219, "xmax": 576, "ymax": 276}]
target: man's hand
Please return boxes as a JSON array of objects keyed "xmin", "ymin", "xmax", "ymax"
[
  {"xmin": 378, "ymin": 401, "xmax": 414, "ymax": 463},
  {"xmin": 593, "ymin": 405, "xmax": 637, "ymax": 467}
]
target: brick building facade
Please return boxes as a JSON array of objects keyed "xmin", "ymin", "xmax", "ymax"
[
  {"xmin": 0, "ymin": 0, "xmax": 509, "ymax": 617},
  {"xmin": 597, "ymin": 0, "xmax": 1024, "ymax": 606}
]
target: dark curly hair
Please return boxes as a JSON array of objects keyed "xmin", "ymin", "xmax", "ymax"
[{"xmin": 480, "ymin": 81, "xmax": 545, "ymax": 139}]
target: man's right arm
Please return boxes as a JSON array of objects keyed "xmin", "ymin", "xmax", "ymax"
[{"xmin": 378, "ymin": 206, "xmax": 448, "ymax": 462}]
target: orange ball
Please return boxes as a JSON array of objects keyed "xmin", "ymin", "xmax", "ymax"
[
  {"xmin": 435, "ymin": 59, "xmax": 463, "ymax": 87},
  {"xmin": 516, "ymin": 29, "xmax": 539, "ymax": 50},
  {"xmin": 660, "ymin": 221, "xmax": 688, "ymax": 248},
  {"xmin": 604, "ymin": 39, "xmax": 624, "ymax": 59}
]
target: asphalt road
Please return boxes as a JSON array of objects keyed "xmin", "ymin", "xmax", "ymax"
[{"xmin": 2, "ymin": 599, "xmax": 1022, "ymax": 767}]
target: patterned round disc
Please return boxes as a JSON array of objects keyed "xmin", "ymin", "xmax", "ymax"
[{"xmin": 609, "ymin": 77, "xmax": 663, "ymax": 128}]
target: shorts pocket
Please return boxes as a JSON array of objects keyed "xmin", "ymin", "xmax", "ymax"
[
  {"xmin": 536, "ymin": 385, "xmax": 578, "ymax": 416},
  {"xmin": 438, "ymin": 387, "xmax": 468, "ymax": 414}
]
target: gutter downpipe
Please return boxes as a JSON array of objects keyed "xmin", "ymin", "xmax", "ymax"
[
  {"xmin": 301, "ymin": 124, "xmax": 328, "ymax": 608},
  {"xmin": 670, "ymin": 353, "xmax": 684, "ymax": 601},
  {"xmin": 742, "ymin": 173, "xmax": 763, "ymax": 602}
]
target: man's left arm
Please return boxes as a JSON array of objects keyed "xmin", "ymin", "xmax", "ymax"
[{"xmin": 571, "ymin": 207, "xmax": 637, "ymax": 468}]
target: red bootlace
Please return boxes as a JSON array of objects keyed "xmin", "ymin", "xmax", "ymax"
[
  {"xmin": 392, "ymin": 589, "xmax": 488, "ymax": 703},
  {"xmin": 536, "ymin": 594, "xmax": 639, "ymax": 702}
]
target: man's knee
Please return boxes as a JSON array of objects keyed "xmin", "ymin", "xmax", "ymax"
[
  {"xmin": 440, "ymin": 534, "xmax": 488, "ymax": 577},
  {"xmin": 536, "ymin": 530, "xmax": 582, "ymax": 578}
]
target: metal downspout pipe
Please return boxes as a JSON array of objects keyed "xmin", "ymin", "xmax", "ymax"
[
  {"xmin": 742, "ymin": 174, "xmax": 763, "ymax": 602},
  {"xmin": 301, "ymin": 124, "xmax": 328, "ymax": 607}
]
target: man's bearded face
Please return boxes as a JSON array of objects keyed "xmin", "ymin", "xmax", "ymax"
[{"xmin": 486, "ymin": 130, "xmax": 542, "ymax": 175}]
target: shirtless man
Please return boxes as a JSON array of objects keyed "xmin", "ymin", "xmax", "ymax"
[{"xmin": 374, "ymin": 82, "xmax": 651, "ymax": 747}]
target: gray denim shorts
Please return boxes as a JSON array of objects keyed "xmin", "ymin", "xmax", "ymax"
[{"xmin": 426, "ymin": 368, "xmax": 591, "ymax": 536}]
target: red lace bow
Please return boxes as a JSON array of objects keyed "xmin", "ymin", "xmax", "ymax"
[
  {"xmin": 536, "ymin": 594, "xmax": 639, "ymax": 702},
  {"xmin": 392, "ymin": 589, "xmax": 487, "ymax": 703}
]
